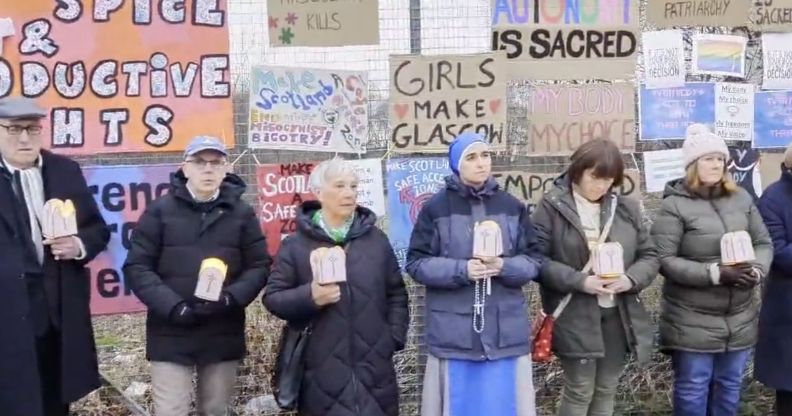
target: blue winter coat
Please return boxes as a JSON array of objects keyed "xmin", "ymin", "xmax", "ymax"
[
  {"xmin": 755, "ymin": 167, "xmax": 792, "ymax": 391},
  {"xmin": 406, "ymin": 175, "xmax": 543, "ymax": 361}
]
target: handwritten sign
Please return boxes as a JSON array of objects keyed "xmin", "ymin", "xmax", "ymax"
[
  {"xmin": 643, "ymin": 30, "xmax": 686, "ymax": 89},
  {"xmin": 349, "ymin": 158, "xmax": 386, "ymax": 217},
  {"xmin": 249, "ymin": 66, "xmax": 368, "ymax": 153},
  {"xmin": 715, "ymin": 83, "xmax": 754, "ymax": 142},
  {"xmin": 493, "ymin": 169, "xmax": 640, "ymax": 214},
  {"xmin": 728, "ymin": 147, "xmax": 762, "ymax": 199},
  {"xmin": 386, "ymin": 158, "xmax": 450, "ymax": 268},
  {"xmin": 389, "ymin": 53, "xmax": 507, "ymax": 153},
  {"xmin": 267, "ymin": 0, "xmax": 379, "ymax": 47},
  {"xmin": 639, "ymin": 83, "xmax": 716, "ymax": 141},
  {"xmin": 692, "ymin": 34, "xmax": 747, "ymax": 78},
  {"xmin": 84, "ymin": 164, "xmax": 175, "ymax": 315},
  {"xmin": 257, "ymin": 162, "xmax": 316, "ymax": 255},
  {"xmin": 751, "ymin": 0, "xmax": 792, "ymax": 31},
  {"xmin": 1, "ymin": 1, "xmax": 233, "ymax": 154},
  {"xmin": 491, "ymin": 0, "xmax": 639, "ymax": 80},
  {"xmin": 762, "ymin": 33, "xmax": 792, "ymax": 90},
  {"xmin": 648, "ymin": 0, "xmax": 750, "ymax": 27},
  {"xmin": 643, "ymin": 149, "xmax": 685, "ymax": 193},
  {"xmin": 528, "ymin": 83, "xmax": 635, "ymax": 155},
  {"xmin": 754, "ymin": 91, "xmax": 792, "ymax": 148}
]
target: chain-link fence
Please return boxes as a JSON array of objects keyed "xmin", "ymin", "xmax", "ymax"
[{"xmin": 70, "ymin": 0, "xmax": 779, "ymax": 414}]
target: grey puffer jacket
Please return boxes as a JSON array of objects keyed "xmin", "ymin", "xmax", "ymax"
[
  {"xmin": 532, "ymin": 175, "xmax": 659, "ymax": 364},
  {"xmin": 651, "ymin": 179, "xmax": 772, "ymax": 353}
]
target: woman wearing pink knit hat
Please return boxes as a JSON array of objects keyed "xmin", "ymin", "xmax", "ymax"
[{"xmin": 650, "ymin": 124, "xmax": 772, "ymax": 416}]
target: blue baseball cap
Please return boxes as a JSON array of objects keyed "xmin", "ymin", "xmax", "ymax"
[{"xmin": 184, "ymin": 135, "xmax": 228, "ymax": 158}]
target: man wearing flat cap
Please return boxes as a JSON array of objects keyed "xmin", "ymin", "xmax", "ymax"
[
  {"xmin": 124, "ymin": 136, "xmax": 271, "ymax": 416},
  {"xmin": 0, "ymin": 97, "xmax": 110, "ymax": 416}
]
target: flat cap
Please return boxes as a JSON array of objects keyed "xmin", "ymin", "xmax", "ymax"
[{"xmin": 0, "ymin": 97, "xmax": 47, "ymax": 120}]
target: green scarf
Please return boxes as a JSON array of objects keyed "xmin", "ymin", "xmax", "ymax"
[{"xmin": 312, "ymin": 210, "xmax": 354, "ymax": 243}]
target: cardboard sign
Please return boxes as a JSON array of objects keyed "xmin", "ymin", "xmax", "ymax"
[
  {"xmin": 41, "ymin": 198, "xmax": 78, "ymax": 239},
  {"xmin": 721, "ymin": 231, "xmax": 756, "ymax": 265},
  {"xmin": 473, "ymin": 220, "xmax": 503, "ymax": 258},
  {"xmin": 310, "ymin": 246, "xmax": 347, "ymax": 285},
  {"xmin": 750, "ymin": 0, "xmax": 792, "ymax": 31},
  {"xmin": 648, "ymin": 0, "xmax": 751, "ymax": 28},
  {"xmin": 195, "ymin": 258, "xmax": 228, "ymax": 301},
  {"xmin": 267, "ymin": 0, "xmax": 379, "ymax": 47},
  {"xmin": 592, "ymin": 242, "xmax": 625, "ymax": 279}
]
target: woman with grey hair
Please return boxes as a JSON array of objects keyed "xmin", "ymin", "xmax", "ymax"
[{"xmin": 263, "ymin": 158, "xmax": 409, "ymax": 416}]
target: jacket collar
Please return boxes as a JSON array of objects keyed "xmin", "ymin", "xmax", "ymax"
[{"xmin": 544, "ymin": 173, "xmax": 617, "ymax": 243}]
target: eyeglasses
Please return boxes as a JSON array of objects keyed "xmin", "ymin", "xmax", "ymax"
[
  {"xmin": 186, "ymin": 158, "xmax": 227, "ymax": 168},
  {"xmin": 0, "ymin": 124, "xmax": 43, "ymax": 136}
]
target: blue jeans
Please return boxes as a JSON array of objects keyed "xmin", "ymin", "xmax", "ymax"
[{"xmin": 672, "ymin": 350, "xmax": 751, "ymax": 416}]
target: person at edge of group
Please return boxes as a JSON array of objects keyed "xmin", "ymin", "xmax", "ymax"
[
  {"xmin": 531, "ymin": 139, "xmax": 659, "ymax": 416},
  {"xmin": 263, "ymin": 158, "xmax": 409, "ymax": 416},
  {"xmin": 650, "ymin": 123, "xmax": 772, "ymax": 416},
  {"xmin": 0, "ymin": 97, "xmax": 111, "ymax": 416},
  {"xmin": 123, "ymin": 136, "xmax": 271, "ymax": 416},
  {"xmin": 754, "ymin": 142, "xmax": 792, "ymax": 416},
  {"xmin": 406, "ymin": 132, "xmax": 544, "ymax": 416}
]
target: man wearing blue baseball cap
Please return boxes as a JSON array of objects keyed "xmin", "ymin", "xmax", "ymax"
[
  {"xmin": 0, "ymin": 97, "xmax": 110, "ymax": 416},
  {"xmin": 124, "ymin": 135, "xmax": 271, "ymax": 416}
]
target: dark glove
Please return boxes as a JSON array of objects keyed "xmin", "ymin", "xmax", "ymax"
[
  {"xmin": 169, "ymin": 302, "xmax": 198, "ymax": 327},
  {"xmin": 719, "ymin": 264, "xmax": 757, "ymax": 288},
  {"xmin": 193, "ymin": 292, "xmax": 239, "ymax": 318}
]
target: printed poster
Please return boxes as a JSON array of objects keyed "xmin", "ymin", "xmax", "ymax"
[
  {"xmin": 642, "ymin": 30, "xmax": 686, "ymax": 89},
  {"xmin": 754, "ymin": 91, "xmax": 792, "ymax": 149},
  {"xmin": 386, "ymin": 158, "xmax": 450, "ymax": 268},
  {"xmin": 648, "ymin": 0, "xmax": 751, "ymax": 27},
  {"xmin": 528, "ymin": 83, "xmax": 636, "ymax": 155},
  {"xmin": 84, "ymin": 164, "xmax": 176, "ymax": 315},
  {"xmin": 639, "ymin": 83, "xmax": 716, "ymax": 141},
  {"xmin": 715, "ymin": 83, "xmax": 754, "ymax": 142},
  {"xmin": 267, "ymin": 0, "xmax": 379, "ymax": 46},
  {"xmin": 348, "ymin": 158, "xmax": 386, "ymax": 218},
  {"xmin": 728, "ymin": 147, "xmax": 762, "ymax": 199},
  {"xmin": 1, "ymin": 0, "xmax": 233, "ymax": 154},
  {"xmin": 491, "ymin": 0, "xmax": 639, "ymax": 80},
  {"xmin": 249, "ymin": 66, "xmax": 368, "ymax": 153},
  {"xmin": 762, "ymin": 33, "xmax": 792, "ymax": 90},
  {"xmin": 692, "ymin": 34, "xmax": 747, "ymax": 78},
  {"xmin": 642, "ymin": 149, "xmax": 686, "ymax": 193},
  {"xmin": 389, "ymin": 53, "xmax": 507, "ymax": 154}
]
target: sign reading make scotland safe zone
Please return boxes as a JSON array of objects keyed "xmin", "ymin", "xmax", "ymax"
[{"xmin": 0, "ymin": 0, "xmax": 233, "ymax": 154}]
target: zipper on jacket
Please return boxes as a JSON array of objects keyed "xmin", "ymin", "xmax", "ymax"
[
  {"xmin": 709, "ymin": 201, "xmax": 734, "ymax": 350},
  {"xmin": 344, "ymin": 273, "xmax": 361, "ymax": 415}
]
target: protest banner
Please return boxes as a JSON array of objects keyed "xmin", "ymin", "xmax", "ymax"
[
  {"xmin": 751, "ymin": 0, "xmax": 792, "ymax": 31},
  {"xmin": 267, "ymin": 0, "xmax": 379, "ymax": 47},
  {"xmin": 754, "ymin": 91, "xmax": 792, "ymax": 148},
  {"xmin": 491, "ymin": 0, "xmax": 639, "ymax": 80},
  {"xmin": 715, "ymin": 83, "xmax": 753, "ymax": 142},
  {"xmin": 385, "ymin": 157, "xmax": 450, "ymax": 268},
  {"xmin": 249, "ymin": 66, "xmax": 368, "ymax": 153},
  {"xmin": 647, "ymin": 0, "xmax": 751, "ymax": 27},
  {"xmin": 84, "ymin": 164, "xmax": 175, "ymax": 315},
  {"xmin": 728, "ymin": 147, "xmax": 762, "ymax": 199},
  {"xmin": 762, "ymin": 33, "xmax": 792, "ymax": 90},
  {"xmin": 1, "ymin": 1, "xmax": 233, "ymax": 154},
  {"xmin": 692, "ymin": 34, "xmax": 747, "ymax": 78},
  {"xmin": 643, "ymin": 30, "xmax": 686, "ymax": 89},
  {"xmin": 493, "ymin": 169, "xmax": 640, "ymax": 214},
  {"xmin": 759, "ymin": 152, "xmax": 785, "ymax": 190},
  {"xmin": 639, "ymin": 83, "xmax": 716, "ymax": 141},
  {"xmin": 528, "ymin": 83, "xmax": 635, "ymax": 155},
  {"xmin": 389, "ymin": 53, "xmax": 507, "ymax": 153},
  {"xmin": 256, "ymin": 159, "xmax": 385, "ymax": 254},
  {"xmin": 642, "ymin": 149, "xmax": 685, "ymax": 193}
]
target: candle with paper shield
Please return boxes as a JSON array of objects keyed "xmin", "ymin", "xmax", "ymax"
[
  {"xmin": 195, "ymin": 258, "xmax": 228, "ymax": 301},
  {"xmin": 720, "ymin": 231, "xmax": 755, "ymax": 265},
  {"xmin": 41, "ymin": 198, "xmax": 78, "ymax": 239},
  {"xmin": 473, "ymin": 220, "xmax": 503, "ymax": 259},
  {"xmin": 592, "ymin": 242, "xmax": 625, "ymax": 280},
  {"xmin": 311, "ymin": 246, "xmax": 347, "ymax": 285}
]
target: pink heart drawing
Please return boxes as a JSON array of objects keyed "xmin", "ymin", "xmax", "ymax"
[
  {"xmin": 393, "ymin": 103, "xmax": 410, "ymax": 120},
  {"xmin": 489, "ymin": 99, "xmax": 502, "ymax": 114}
]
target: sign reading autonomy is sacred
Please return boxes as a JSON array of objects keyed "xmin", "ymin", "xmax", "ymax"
[
  {"xmin": 491, "ymin": 0, "xmax": 639, "ymax": 80},
  {"xmin": 0, "ymin": 0, "xmax": 233, "ymax": 154}
]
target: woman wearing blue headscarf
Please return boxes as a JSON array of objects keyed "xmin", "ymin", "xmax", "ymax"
[{"xmin": 407, "ymin": 132, "xmax": 543, "ymax": 416}]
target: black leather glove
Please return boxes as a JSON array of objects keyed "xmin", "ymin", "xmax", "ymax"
[
  {"xmin": 719, "ymin": 264, "xmax": 757, "ymax": 288},
  {"xmin": 193, "ymin": 292, "xmax": 239, "ymax": 318},
  {"xmin": 169, "ymin": 302, "xmax": 198, "ymax": 327}
]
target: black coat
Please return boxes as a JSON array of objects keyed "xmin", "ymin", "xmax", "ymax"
[
  {"xmin": 263, "ymin": 201, "xmax": 409, "ymax": 416},
  {"xmin": 0, "ymin": 150, "xmax": 110, "ymax": 416},
  {"xmin": 123, "ymin": 171, "xmax": 271, "ymax": 365}
]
